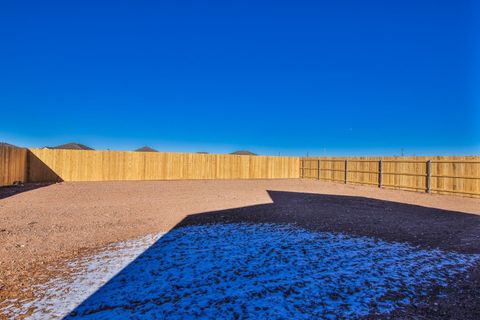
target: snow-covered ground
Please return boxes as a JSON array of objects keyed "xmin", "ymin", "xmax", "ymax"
[
  {"xmin": 4, "ymin": 223, "xmax": 480, "ymax": 319},
  {"xmin": 1, "ymin": 233, "xmax": 163, "ymax": 320}
]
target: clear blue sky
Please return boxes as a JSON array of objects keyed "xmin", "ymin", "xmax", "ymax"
[{"xmin": 1, "ymin": 0, "xmax": 478, "ymax": 156}]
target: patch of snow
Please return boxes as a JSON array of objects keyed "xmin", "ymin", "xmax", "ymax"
[
  {"xmin": 69, "ymin": 224, "xmax": 480, "ymax": 319},
  {"xmin": 3, "ymin": 223, "xmax": 479, "ymax": 319},
  {"xmin": 1, "ymin": 233, "xmax": 163, "ymax": 320}
]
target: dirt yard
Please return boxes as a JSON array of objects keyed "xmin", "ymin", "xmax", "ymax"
[{"xmin": 1, "ymin": 179, "xmax": 480, "ymax": 319}]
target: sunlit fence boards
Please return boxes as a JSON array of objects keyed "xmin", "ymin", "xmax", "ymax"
[
  {"xmin": 301, "ymin": 156, "xmax": 480, "ymax": 197},
  {"xmin": 27, "ymin": 148, "xmax": 300, "ymax": 182},
  {"xmin": 0, "ymin": 146, "xmax": 28, "ymax": 186}
]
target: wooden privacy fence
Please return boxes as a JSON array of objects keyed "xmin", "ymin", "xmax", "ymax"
[
  {"xmin": 0, "ymin": 146, "xmax": 28, "ymax": 186},
  {"xmin": 27, "ymin": 148, "xmax": 300, "ymax": 182},
  {"xmin": 1, "ymin": 146, "xmax": 479, "ymax": 198},
  {"xmin": 301, "ymin": 156, "xmax": 480, "ymax": 197}
]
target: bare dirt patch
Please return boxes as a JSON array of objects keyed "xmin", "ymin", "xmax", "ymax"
[{"xmin": 1, "ymin": 179, "xmax": 479, "ymax": 318}]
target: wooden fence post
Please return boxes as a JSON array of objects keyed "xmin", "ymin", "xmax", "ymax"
[
  {"xmin": 301, "ymin": 159, "xmax": 304, "ymax": 178},
  {"xmin": 317, "ymin": 159, "xmax": 320, "ymax": 180},
  {"xmin": 378, "ymin": 160, "xmax": 383, "ymax": 188},
  {"xmin": 426, "ymin": 160, "xmax": 431, "ymax": 193},
  {"xmin": 344, "ymin": 160, "xmax": 348, "ymax": 184}
]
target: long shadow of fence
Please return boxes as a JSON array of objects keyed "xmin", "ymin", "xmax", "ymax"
[{"xmin": 64, "ymin": 191, "xmax": 480, "ymax": 319}]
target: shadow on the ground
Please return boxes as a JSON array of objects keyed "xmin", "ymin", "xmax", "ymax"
[
  {"xmin": 63, "ymin": 191, "xmax": 480, "ymax": 319},
  {"xmin": 0, "ymin": 183, "xmax": 56, "ymax": 200},
  {"xmin": 179, "ymin": 190, "xmax": 480, "ymax": 253}
]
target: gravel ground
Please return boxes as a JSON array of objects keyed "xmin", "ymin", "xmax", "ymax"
[{"xmin": 1, "ymin": 179, "xmax": 479, "ymax": 319}]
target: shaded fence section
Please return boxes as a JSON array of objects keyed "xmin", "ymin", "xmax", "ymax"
[
  {"xmin": 0, "ymin": 146, "xmax": 28, "ymax": 186},
  {"xmin": 301, "ymin": 157, "xmax": 480, "ymax": 197},
  {"xmin": 27, "ymin": 148, "xmax": 300, "ymax": 182}
]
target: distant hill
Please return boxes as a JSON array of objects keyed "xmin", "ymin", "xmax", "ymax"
[
  {"xmin": 49, "ymin": 143, "xmax": 94, "ymax": 150},
  {"xmin": 196, "ymin": 151, "xmax": 209, "ymax": 154},
  {"xmin": 135, "ymin": 146, "xmax": 158, "ymax": 152},
  {"xmin": 0, "ymin": 142, "xmax": 19, "ymax": 148},
  {"xmin": 230, "ymin": 150, "xmax": 257, "ymax": 156}
]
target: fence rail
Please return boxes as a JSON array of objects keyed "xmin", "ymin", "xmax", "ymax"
[{"xmin": 300, "ymin": 156, "xmax": 480, "ymax": 198}]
